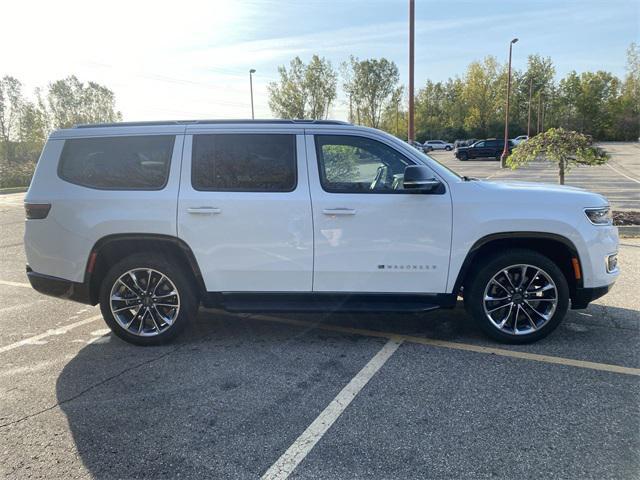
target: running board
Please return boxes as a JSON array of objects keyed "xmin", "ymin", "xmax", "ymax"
[{"xmin": 204, "ymin": 292, "xmax": 456, "ymax": 313}]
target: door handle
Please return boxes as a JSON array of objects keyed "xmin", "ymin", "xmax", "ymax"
[
  {"xmin": 187, "ymin": 207, "xmax": 221, "ymax": 214},
  {"xmin": 322, "ymin": 208, "xmax": 356, "ymax": 216}
]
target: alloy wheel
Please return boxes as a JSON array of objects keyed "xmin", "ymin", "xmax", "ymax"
[
  {"xmin": 109, "ymin": 268, "xmax": 180, "ymax": 337},
  {"xmin": 482, "ymin": 264, "xmax": 558, "ymax": 335}
]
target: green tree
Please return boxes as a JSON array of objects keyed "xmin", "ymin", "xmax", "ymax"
[
  {"xmin": 461, "ymin": 56, "xmax": 503, "ymax": 138},
  {"xmin": 46, "ymin": 76, "xmax": 121, "ymax": 128},
  {"xmin": 17, "ymin": 99, "xmax": 49, "ymax": 163},
  {"xmin": 0, "ymin": 76, "xmax": 24, "ymax": 163},
  {"xmin": 380, "ymin": 86, "xmax": 405, "ymax": 138},
  {"xmin": 612, "ymin": 43, "xmax": 640, "ymax": 140},
  {"xmin": 512, "ymin": 55, "xmax": 556, "ymax": 135},
  {"xmin": 343, "ymin": 56, "xmax": 399, "ymax": 128},
  {"xmin": 507, "ymin": 128, "xmax": 608, "ymax": 184},
  {"xmin": 268, "ymin": 55, "xmax": 337, "ymax": 119}
]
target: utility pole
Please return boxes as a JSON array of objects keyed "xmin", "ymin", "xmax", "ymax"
[
  {"xmin": 537, "ymin": 91, "xmax": 542, "ymax": 134},
  {"xmin": 500, "ymin": 37, "xmax": 518, "ymax": 168},
  {"xmin": 527, "ymin": 77, "xmax": 532, "ymax": 137},
  {"xmin": 249, "ymin": 69, "xmax": 256, "ymax": 119},
  {"xmin": 408, "ymin": 0, "xmax": 415, "ymax": 142},
  {"xmin": 395, "ymin": 99, "xmax": 399, "ymax": 137}
]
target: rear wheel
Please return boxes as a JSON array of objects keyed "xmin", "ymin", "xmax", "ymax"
[
  {"xmin": 99, "ymin": 253, "xmax": 198, "ymax": 345},
  {"xmin": 465, "ymin": 249, "xmax": 569, "ymax": 343},
  {"xmin": 458, "ymin": 152, "xmax": 468, "ymax": 161}
]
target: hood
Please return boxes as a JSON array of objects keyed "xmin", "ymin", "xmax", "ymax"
[{"xmin": 476, "ymin": 180, "xmax": 608, "ymax": 207}]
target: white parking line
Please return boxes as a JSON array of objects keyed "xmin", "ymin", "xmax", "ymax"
[
  {"xmin": 0, "ymin": 299, "xmax": 46, "ymax": 315},
  {"xmin": 0, "ymin": 280, "xmax": 31, "ymax": 288},
  {"xmin": 261, "ymin": 338, "xmax": 403, "ymax": 480},
  {"xmin": 606, "ymin": 163, "xmax": 640, "ymax": 184},
  {"xmin": 0, "ymin": 315, "xmax": 102, "ymax": 354}
]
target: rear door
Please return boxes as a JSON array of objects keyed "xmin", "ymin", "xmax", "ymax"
[
  {"xmin": 469, "ymin": 141, "xmax": 485, "ymax": 158},
  {"xmin": 485, "ymin": 140, "xmax": 498, "ymax": 158},
  {"xmin": 177, "ymin": 127, "xmax": 313, "ymax": 292}
]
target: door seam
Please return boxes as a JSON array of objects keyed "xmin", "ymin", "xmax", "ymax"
[{"xmin": 304, "ymin": 130, "xmax": 316, "ymax": 292}]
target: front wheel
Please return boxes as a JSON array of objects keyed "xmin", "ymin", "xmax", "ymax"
[
  {"xmin": 99, "ymin": 253, "xmax": 198, "ymax": 345},
  {"xmin": 458, "ymin": 153, "xmax": 468, "ymax": 161},
  {"xmin": 445, "ymin": 146, "xmax": 452, "ymax": 151},
  {"xmin": 465, "ymin": 249, "xmax": 569, "ymax": 344}
]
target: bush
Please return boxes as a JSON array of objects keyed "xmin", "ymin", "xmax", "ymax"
[{"xmin": 0, "ymin": 161, "xmax": 36, "ymax": 188}]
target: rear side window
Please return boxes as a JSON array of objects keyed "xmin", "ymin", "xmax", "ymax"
[
  {"xmin": 59, "ymin": 135, "xmax": 174, "ymax": 190},
  {"xmin": 192, "ymin": 134, "xmax": 296, "ymax": 192}
]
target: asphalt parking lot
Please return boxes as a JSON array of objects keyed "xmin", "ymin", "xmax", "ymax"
[
  {"xmin": 1, "ymin": 187, "xmax": 639, "ymax": 478},
  {"xmin": 431, "ymin": 142, "xmax": 640, "ymax": 210}
]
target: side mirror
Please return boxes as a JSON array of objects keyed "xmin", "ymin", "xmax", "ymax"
[{"xmin": 403, "ymin": 165, "xmax": 442, "ymax": 193}]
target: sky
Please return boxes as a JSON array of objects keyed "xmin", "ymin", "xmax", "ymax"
[{"xmin": 1, "ymin": 0, "xmax": 638, "ymax": 121}]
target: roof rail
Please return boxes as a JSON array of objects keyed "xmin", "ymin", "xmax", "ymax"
[{"xmin": 73, "ymin": 119, "xmax": 351, "ymax": 128}]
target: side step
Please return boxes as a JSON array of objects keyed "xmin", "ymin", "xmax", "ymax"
[{"xmin": 204, "ymin": 292, "xmax": 455, "ymax": 313}]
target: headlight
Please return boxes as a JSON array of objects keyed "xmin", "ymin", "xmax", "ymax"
[{"xmin": 585, "ymin": 207, "xmax": 612, "ymax": 225}]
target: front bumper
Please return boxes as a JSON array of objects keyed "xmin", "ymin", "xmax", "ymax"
[
  {"xmin": 571, "ymin": 284, "xmax": 614, "ymax": 309},
  {"xmin": 26, "ymin": 266, "xmax": 95, "ymax": 305}
]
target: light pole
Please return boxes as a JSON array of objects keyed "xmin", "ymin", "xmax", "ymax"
[
  {"xmin": 500, "ymin": 37, "xmax": 518, "ymax": 168},
  {"xmin": 249, "ymin": 69, "xmax": 256, "ymax": 120},
  {"xmin": 408, "ymin": 0, "xmax": 415, "ymax": 142},
  {"xmin": 527, "ymin": 76, "xmax": 532, "ymax": 137}
]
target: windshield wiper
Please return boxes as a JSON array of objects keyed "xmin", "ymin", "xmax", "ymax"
[{"xmin": 462, "ymin": 176, "xmax": 478, "ymax": 181}]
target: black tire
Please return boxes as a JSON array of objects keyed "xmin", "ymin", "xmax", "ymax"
[
  {"xmin": 458, "ymin": 152, "xmax": 468, "ymax": 161},
  {"xmin": 445, "ymin": 146, "xmax": 452, "ymax": 151},
  {"xmin": 99, "ymin": 253, "xmax": 199, "ymax": 346},
  {"xmin": 464, "ymin": 248, "xmax": 569, "ymax": 344}
]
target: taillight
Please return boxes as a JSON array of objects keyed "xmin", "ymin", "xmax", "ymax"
[{"xmin": 25, "ymin": 203, "xmax": 51, "ymax": 219}]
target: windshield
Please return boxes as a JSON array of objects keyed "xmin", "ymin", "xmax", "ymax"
[{"xmin": 412, "ymin": 149, "xmax": 463, "ymax": 179}]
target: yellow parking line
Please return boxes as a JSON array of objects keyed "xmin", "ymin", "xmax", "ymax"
[{"xmin": 248, "ymin": 314, "xmax": 640, "ymax": 377}]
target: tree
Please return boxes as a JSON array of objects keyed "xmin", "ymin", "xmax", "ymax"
[
  {"xmin": 268, "ymin": 55, "xmax": 337, "ymax": 119},
  {"xmin": 507, "ymin": 128, "xmax": 608, "ymax": 184},
  {"xmin": 343, "ymin": 56, "xmax": 399, "ymax": 128},
  {"xmin": 380, "ymin": 86, "xmax": 405, "ymax": 138},
  {"xmin": 46, "ymin": 76, "xmax": 121, "ymax": 128},
  {"xmin": 613, "ymin": 43, "xmax": 640, "ymax": 140},
  {"xmin": 461, "ymin": 56, "xmax": 503, "ymax": 138},
  {"xmin": 0, "ymin": 76, "xmax": 24, "ymax": 163}
]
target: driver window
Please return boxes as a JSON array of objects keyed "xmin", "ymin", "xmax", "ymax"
[{"xmin": 315, "ymin": 135, "xmax": 413, "ymax": 193}]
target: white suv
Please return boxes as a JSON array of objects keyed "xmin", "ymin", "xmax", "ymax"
[
  {"xmin": 423, "ymin": 140, "xmax": 454, "ymax": 151},
  {"xmin": 24, "ymin": 120, "xmax": 619, "ymax": 345}
]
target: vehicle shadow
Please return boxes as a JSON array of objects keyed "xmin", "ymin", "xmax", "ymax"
[{"xmin": 55, "ymin": 302, "xmax": 639, "ymax": 479}]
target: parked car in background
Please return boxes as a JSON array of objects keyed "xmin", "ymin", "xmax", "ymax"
[
  {"xmin": 424, "ymin": 140, "xmax": 454, "ymax": 151},
  {"xmin": 454, "ymin": 139, "xmax": 477, "ymax": 149},
  {"xmin": 455, "ymin": 139, "xmax": 514, "ymax": 161},
  {"xmin": 407, "ymin": 140, "xmax": 426, "ymax": 153},
  {"xmin": 512, "ymin": 135, "xmax": 529, "ymax": 145}
]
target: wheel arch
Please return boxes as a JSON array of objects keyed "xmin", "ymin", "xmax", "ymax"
[
  {"xmin": 86, "ymin": 234, "xmax": 206, "ymax": 304},
  {"xmin": 453, "ymin": 232, "xmax": 583, "ymax": 298}
]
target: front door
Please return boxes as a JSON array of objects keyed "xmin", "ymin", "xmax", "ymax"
[
  {"xmin": 306, "ymin": 132, "xmax": 452, "ymax": 294},
  {"xmin": 178, "ymin": 130, "xmax": 313, "ymax": 292}
]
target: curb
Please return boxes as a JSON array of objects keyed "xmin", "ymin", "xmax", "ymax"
[
  {"xmin": 0, "ymin": 187, "xmax": 28, "ymax": 195},
  {"xmin": 618, "ymin": 225, "xmax": 640, "ymax": 238}
]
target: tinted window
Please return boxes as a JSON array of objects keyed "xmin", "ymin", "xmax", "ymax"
[
  {"xmin": 486, "ymin": 140, "xmax": 498, "ymax": 148},
  {"xmin": 59, "ymin": 135, "xmax": 174, "ymax": 190},
  {"xmin": 315, "ymin": 135, "xmax": 413, "ymax": 193},
  {"xmin": 474, "ymin": 141, "xmax": 485, "ymax": 148},
  {"xmin": 192, "ymin": 134, "xmax": 296, "ymax": 192}
]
